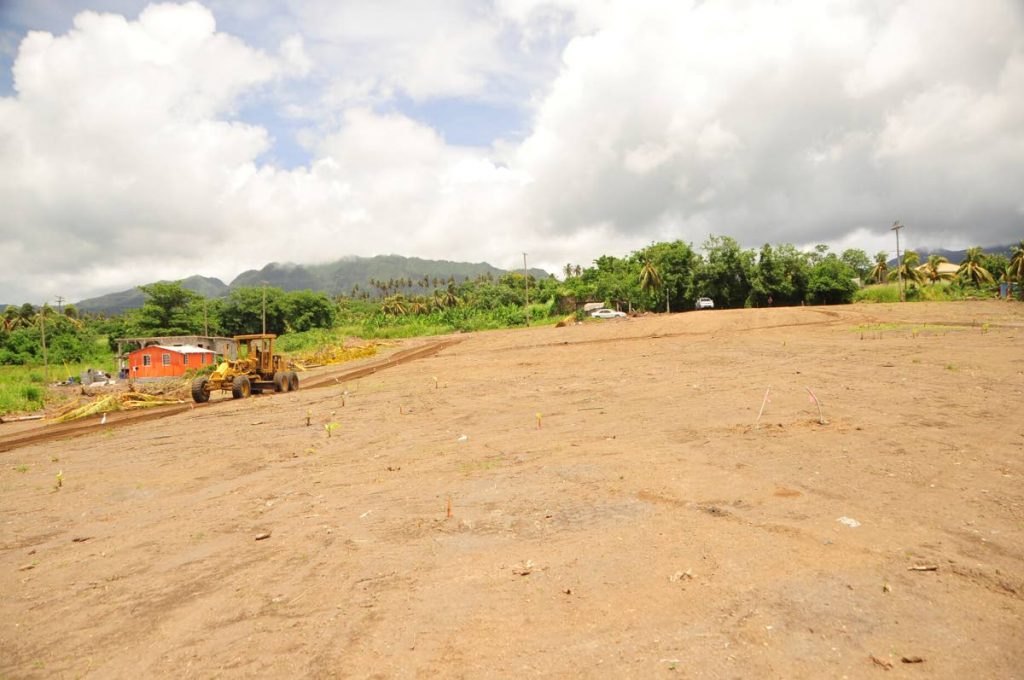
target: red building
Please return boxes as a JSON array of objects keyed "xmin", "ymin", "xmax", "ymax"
[{"xmin": 127, "ymin": 344, "xmax": 219, "ymax": 379}]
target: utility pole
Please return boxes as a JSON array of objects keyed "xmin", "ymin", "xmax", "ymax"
[
  {"xmin": 39, "ymin": 308, "xmax": 49, "ymax": 384},
  {"xmin": 55, "ymin": 295, "xmax": 64, "ymax": 315},
  {"xmin": 522, "ymin": 252, "xmax": 530, "ymax": 326},
  {"xmin": 261, "ymin": 282, "xmax": 267, "ymax": 335},
  {"xmin": 891, "ymin": 220, "xmax": 905, "ymax": 302}
]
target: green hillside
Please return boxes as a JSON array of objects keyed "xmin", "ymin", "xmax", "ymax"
[
  {"xmin": 76, "ymin": 275, "xmax": 229, "ymax": 314},
  {"xmin": 73, "ymin": 255, "xmax": 550, "ymax": 314}
]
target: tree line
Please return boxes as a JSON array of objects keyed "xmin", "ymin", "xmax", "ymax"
[{"xmin": 2, "ymin": 237, "xmax": 1021, "ymax": 366}]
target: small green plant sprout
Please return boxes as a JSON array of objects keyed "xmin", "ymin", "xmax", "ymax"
[
  {"xmin": 946, "ymin": 363, "xmax": 958, "ymax": 372},
  {"xmin": 324, "ymin": 422, "xmax": 340, "ymax": 438},
  {"xmin": 306, "ymin": 409, "xmax": 311, "ymax": 427},
  {"xmin": 14, "ymin": 465, "xmax": 28, "ymax": 473},
  {"xmin": 50, "ymin": 456, "xmax": 59, "ymax": 463},
  {"xmin": 432, "ymin": 376, "xmax": 439, "ymax": 389},
  {"xmin": 54, "ymin": 469, "xmax": 63, "ymax": 490},
  {"xmin": 806, "ymin": 387, "xmax": 827, "ymax": 425},
  {"xmin": 981, "ymin": 323, "xmax": 990, "ymax": 334},
  {"xmin": 536, "ymin": 412, "xmax": 542, "ymax": 430}
]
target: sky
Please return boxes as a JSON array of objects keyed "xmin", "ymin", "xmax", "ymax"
[{"xmin": 1, "ymin": 0, "xmax": 1022, "ymax": 304}]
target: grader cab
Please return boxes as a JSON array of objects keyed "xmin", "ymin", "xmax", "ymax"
[{"xmin": 191, "ymin": 334, "xmax": 298, "ymax": 403}]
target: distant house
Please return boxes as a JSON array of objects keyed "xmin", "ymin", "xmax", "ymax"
[
  {"xmin": 914, "ymin": 261, "xmax": 959, "ymax": 278},
  {"xmin": 127, "ymin": 345, "xmax": 218, "ymax": 379}
]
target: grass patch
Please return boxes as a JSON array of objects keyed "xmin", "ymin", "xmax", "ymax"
[
  {"xmin": 0, "ymin": 358, "xmax": 117, "ymax": 415},
  {"xmin": 854, "ymin": 281, "xmax": 997, "ymax": 304},
  {"xmin": 458, "ymin": 457, "xmax": 504, "ymax": 474},
  {"xmin": 853, "ymin": 322, "xmax": 964, "ymax": 334},
  {"xmin": 853, "ymin": 284, "xmax": 903, "ymax": 303}
]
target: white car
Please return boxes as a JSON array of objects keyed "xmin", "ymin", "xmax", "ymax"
[
  {"xmin": 695, "ymin": 297, "xmax": 715, "ymax": 310},
  {"xmin": 590, "ymin": 308, "xmax": 626, "ymax": 319}
]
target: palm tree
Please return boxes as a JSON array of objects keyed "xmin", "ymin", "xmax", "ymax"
[
  {"xmin": 923, "ymin": 254, "xmax": 954, "ymax": 284},
  {"xmin": 639, "ymin": 259, "xmax": 665, "ymax": 311},
  {"xmin": 957, "ymin": 247, "xmax": 994, "ymax": 288},
  {"xmin": 2, "ymin": 307, "xmax": 22, "ymax": 332},
  {"xmin": 431, "ymin": 290, "xmax": 445, "ymax": 311},
  {"xmin": 889, "ymin": 251, "xmax": 923, "ymax": 286},
  {"xmin": 380, "ymin": 295, "xmax": 408, "ymax": 316},
  {"xmin": 440, "ymin": 284, "xmax": 459, "ymax": 308},
  {"xmin": 868, "ymin": 251, "xmax": 889, "ymax": 284},
  {"xmin": 409, "ymin": 298, "xmax": 428, "ymax": 315},
  {"xmin": 563, "ymin": 263, "xmax": 574, "ymax": 279},
  {"xmin": 1007, "ymin": 240, "xmax": 1024, "ymax": 300}
]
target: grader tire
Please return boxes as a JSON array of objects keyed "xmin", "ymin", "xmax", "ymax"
[
  {"xmin": 191, "ymin": 376, "xmax": 210, "ymax": 403},
  {"xmin": 274, "ymin": 371, "xmax": 288, "ymax": 392},
  {"xmin": 287, "ymin": 371, "xmax": 299, "ymax": 391},
  {"xmin": 231, "ymin": 375, "xmax": 251, "ymax": 399}
]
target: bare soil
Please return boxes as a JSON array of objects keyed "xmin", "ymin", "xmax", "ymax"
[{"xmin": 2, "ymin": 302, "xmax": 1023, "ymax": 679}]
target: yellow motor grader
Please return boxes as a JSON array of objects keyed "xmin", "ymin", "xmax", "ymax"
[{"xmin": 191, "ymin": 334, "xmax": 298, "ymax": 403}]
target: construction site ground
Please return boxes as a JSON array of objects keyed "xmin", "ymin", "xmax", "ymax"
[{"xmin": 1, "ymin": 301, "xmax": 1022, "ymax": 678}]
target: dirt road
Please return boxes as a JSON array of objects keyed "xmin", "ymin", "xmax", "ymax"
[{"xmin": 2, "ymin": 302, "xmax": 1022, "ymax": 678}]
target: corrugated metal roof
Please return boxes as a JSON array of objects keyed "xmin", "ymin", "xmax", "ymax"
[{"xmin": 147, "ymin": 344, "xmax": 217, "ymax": 354}]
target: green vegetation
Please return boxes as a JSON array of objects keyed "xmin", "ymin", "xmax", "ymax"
[
  {"xmin": 854, "ymin": 278, "xmax": 997, "ymax": 304},
  {"xmin": 2, "ymin": 235, "xmax": 1018, "ymax": 415},
  {"xmin": 0, "ymin": 358, "xmax": 117, "ymax": 413},
  {"xmin": 853, "ymin": 284, "xmax": 903, "ymax": 304},
  {"xmin": 1008, "ymin": 241, "xmax": 1024, "ymax": 300},
  {"xmin": 958, "ymin": 247, "xmax": 994, "ymax": 287},
  {"xmin": 853, "ymin": 322, "xmax": 964, "ymax": 333}
]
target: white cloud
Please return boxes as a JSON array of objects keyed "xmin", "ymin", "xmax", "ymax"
[
  {"xmin": 1, "ymin": 0, "xmax": 1022, "ymax": 304},
  {"xmin": 278, "ymin": 34, "xmax": 312, "ymax": 77},
  {"xmin": 515, "ymin": 0, "xmax": 1024, "ymax": 250}
]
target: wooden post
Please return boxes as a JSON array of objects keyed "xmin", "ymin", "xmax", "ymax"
[
  {"xmin": 39, "ymin": 310, "xmax": 49, "ymax": 383},
  {"xmin": 522, "ymin": 252, "xmax": 530, "ymax": 326}
]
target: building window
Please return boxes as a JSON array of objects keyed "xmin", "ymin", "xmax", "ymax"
[
  {"xmin": 162, "ymin": 353, "xmax": 171, "ymax": 366},
  {"xmin": 143, "ymin": 355, "xmax": 151, "ymax": 366},
  {"xmin": 200, "ymin": 354, "xmax": 206, "ymax": 365},
  {"xmin": 182, "ymin": 354, "xmax": 188, "ymax": 365}
]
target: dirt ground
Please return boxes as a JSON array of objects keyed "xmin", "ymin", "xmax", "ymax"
[{"xmin": 1, "ymin": 301, "xmax": 1022, "ymax": 679}]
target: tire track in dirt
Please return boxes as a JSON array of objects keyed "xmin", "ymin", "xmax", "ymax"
[{"xmin": 0, "ymin": 338, "xmax": 461, "ymax": 454}]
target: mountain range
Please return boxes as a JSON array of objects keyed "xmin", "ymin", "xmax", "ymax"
[
  {"xmin": 73, "ymin": 255, "xmax": 550, "ymax": 314},
  {"xmin": 886, "ymin": 244, "xmax": 1015, "ymax": 267}
]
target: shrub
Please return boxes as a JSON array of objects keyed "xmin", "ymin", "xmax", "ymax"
[{"xmin": 853, "ymin": 284, "xmax": 902, "ymax": 303}]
